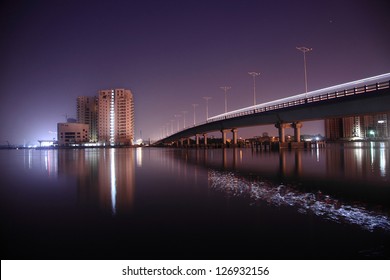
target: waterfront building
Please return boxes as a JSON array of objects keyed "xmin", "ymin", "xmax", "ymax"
[
  {"xmin": 57, "ymin": 122, "xmax": 89, "ymax": 146},
  {"xmin": 77, "ymin": 96, "xmax": 98, "ymax": 142},
  {"xmin": 98, "ymin": 89, "xmax": 135, "ymax": 146},
  {"xmin": 325, "ymin": 112, "xmax": 390, "ymax": 140}
]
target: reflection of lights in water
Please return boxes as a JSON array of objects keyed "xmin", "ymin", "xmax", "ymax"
[
  {"xmin": 45, "ymin": 154, "xmax": 48, "ymax": 171},
  {"xmin": 209, "ymin": 170, "xmax": 390, "ymax": 232},
  {"xmin": 28, "ymin": 149, "xmax": 32, "ymax": 169},
  {"xmin": 380, "ymin": 145, "xmax": 386, "ymax": 177},
  {"xmin": 110, "ymin": 149, "xmax": 117, "ymax": 215},
  {"xmin": 136, "ymin": 147, "xmax": 142, "ymax": 167},
  {"xmin": 370, "ymin": 142, "xmax": 375, "ymax": 171}
]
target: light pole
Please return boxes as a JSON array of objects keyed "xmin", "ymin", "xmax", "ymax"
[
  {"xmin": 174, "ymin": 114, "xmax": 181, "ymax": 132},
  {"xmin": 220, "ymin": 86, "xmax": 231, "ymax": 113},
  {"xmin": 181, "ymin": 111, "xmax": 187, "ymax": 129},
  {"xmin": 192, "ymin": 104, "xmax": 198, "ymax": 125},
  {"xmin": 203, "ymin": 97, "xmax": 212, "ymax": 120},
  {"xmin": 296, "ymin": 46, "xmax": 312, "ymax": 95},
  {"xmin": 170, "ymin": 120, "xmax": 174, "ymax": 134},
  {"xmin": 248, "ymin": 72, "xmax": 260, "ymax": 105}
]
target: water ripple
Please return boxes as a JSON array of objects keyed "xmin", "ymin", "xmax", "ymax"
[{"xmin": 209, "ymin": 170, "xmax": 390, "ymax": 232}]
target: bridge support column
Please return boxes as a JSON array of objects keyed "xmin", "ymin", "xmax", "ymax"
[
  {"xmin": 195, "ymin": 134, "xmax": 200, "ymax": 147},
  {"xmin": 186, "ymin": 138, "xmax": 191, "ymax": 146},
  {"xmin": 292, "ymin": 122, "xmax": 302, "ymax": 142},
  {"xmin": 275, "ymin": 122, "xmax": 290, "ymax": 143},
  {"xmin": 221, "ymin": 129, "xmax": 229, "ymax": 146},
  {"xmin": 232, "ymin": 128, "xmax": 238, "ymax": 146},
  {"xmin": 180, "ymin": 138, "xmax": 184, "ymax": 147},
  {"xmin": 203, "ymin": 133, "xmax": 208, "ymax": 147}
]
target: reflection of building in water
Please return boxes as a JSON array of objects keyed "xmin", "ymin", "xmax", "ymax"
[
  {"xmin": 98, "ymin": 149, "xmax": 135, "ymax": 215},
  {"xmin": 58, "ymin": 149, "xmax": 135, "ymax": 214},
  {"xmin": 326, "ymin": 112, "xmax": 390, "ymax": 140},
  {"xmin": 325, "ymin": 142, "xmax": 389, "ymax": 181},
  {"xmin": 24, "ymin": 149, "xmax": 58, "ymax": 177}
]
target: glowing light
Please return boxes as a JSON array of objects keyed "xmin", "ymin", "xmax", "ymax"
[
  {"xmin": 39, "ymin": 141, "xmax": 54, "ymax": 147},
  {"xmin": 110, "ymin": 90, "xmax": 115, "ymax": 146},
  {"xmin": 136, "ymin": 147, "xmax": 142, "ymax": 167},
  {"xmin": 110, "ymin": 149, "xmax": 117, "ymax": 215}
]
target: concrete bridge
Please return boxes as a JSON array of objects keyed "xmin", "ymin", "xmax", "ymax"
[{"xmin": 155, "ymin": 73, "xmax": 390, "ymax": 147}]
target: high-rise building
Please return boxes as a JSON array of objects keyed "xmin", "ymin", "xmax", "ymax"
[
  {"xmin": 98, "ymin": 89, "xmax": 135, "ymax": 145},
  {"xmin": 325, "ymin": 112, "xmax": 390, "ymax": 140},
  {"xmin": 77, "ymin": 96, "xmax": 98, "ymax": 142}
]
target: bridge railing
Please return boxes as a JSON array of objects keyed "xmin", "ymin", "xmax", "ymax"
[{"xmin": 207, "ymin": 79, "xmax": 390, "ymax": 123}]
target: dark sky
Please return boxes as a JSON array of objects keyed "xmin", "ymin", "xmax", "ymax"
[{"xmin": 1, "ymin": 0, "xmax": 389, "ymax": 145}]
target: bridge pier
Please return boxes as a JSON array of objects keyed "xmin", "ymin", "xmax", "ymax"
[
  {"xmin": 275, "ymin": 122, "xmax": 291, "ymax": 143},
  {"xmin": 275, "ymin": 121, "xmax": 304, "ymax": 148},
  {"xmin": 195, "ymin": 134, "xmax": 200, "ymax": 147},
  {"xmin": 292, "ymin": 122, "xmax": 302, "ymax": 142},
  {"xmin": 221, "ymin": 129, "xmax": 230, "ymax": 146},
  {"xmin": 232, "ymin": 128, "xmax": 238, "ymax": 146},
  {"xmin": 203, "ymin": 133, "xmax": 208, "ymax": 147}
]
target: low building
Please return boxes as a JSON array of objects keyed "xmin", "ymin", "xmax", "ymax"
[{"xmin": 57, "ymin": 123, "xmax": 89, "ymax": 146}]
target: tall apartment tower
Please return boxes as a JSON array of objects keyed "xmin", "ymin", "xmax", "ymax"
[
  {"xmin": 77, "ymin": 96, "xmax": 98, "ymax": 142},
  {"xmin": 98, "ymin": 89, "xmax": 135, "ymax": 145}
]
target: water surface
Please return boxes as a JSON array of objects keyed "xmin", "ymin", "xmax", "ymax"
[{"xmin": 1, "ymin": 144, "xmax": 389, "ymax": 259}]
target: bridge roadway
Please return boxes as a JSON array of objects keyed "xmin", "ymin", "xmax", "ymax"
[{"xmin": 155, "ymin": 73, "xmax": 390, "ymax": 146}]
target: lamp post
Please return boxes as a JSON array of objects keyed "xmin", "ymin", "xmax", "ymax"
[
  {"xmin": 220, "ymin": 86, "xmax": 231, "ymax": 113},
  {"xmin": 192, "ymin": 104, "xmax": 198, "ymax": 125},
  {"xmin": 248, "ymin": 72, "xmax": 260, "ymax": 105},
  {"xmin": 166, "ymin": 122, "xmax": 170, "ymax": 136},
  {"xmin": 203, "ymin": 97, "xmax": 212, "ymax": 120},
  {"xmin": 181, "ymin": 111, "xmax": 187, "ymax": 129},
  {"xmin": 170, "ymin": 120, "xmax": 174, "ymax": 134},
  {"xmin": 296, "ymin": 46, "xmax": 312, "ymax": 95},
  {"xmin": 174, "ymin": 114, "xmax": 181, "ymax": 132}
]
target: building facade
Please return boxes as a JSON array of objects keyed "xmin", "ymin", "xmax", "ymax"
[
  {"xmin": 57, "ymin": 123, "xmax": 89, "ymax": 146},
  {"xmin": 325, "ymin": 112, "xmax": 390, "ymax": 140},
  {"xmin": 98, "ymin": 89, "xmax": 135, "ymax": 145},
  {"xmin": 77, "ymin": 96, "xmax": 98, "ymax": 142}
]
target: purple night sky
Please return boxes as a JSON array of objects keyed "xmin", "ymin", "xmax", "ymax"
[{"xmin": 1, "ymin": 0, "xmax": 389, "ymax": 145}]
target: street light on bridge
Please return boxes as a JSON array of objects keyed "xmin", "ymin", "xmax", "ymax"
[
  {"xmin": 203, "ymin": 97, "xmax": 212, "ymax": 120},
  {"xmin": 296, "ymin": 46, "xmax": 312, "ymax": 95},
  {"xmin": 174, "ymin": 114, "xmax": 181, "ymax": 132},
  {"xmin": 192, "ymin": 104, "xmax": 198, "ymax": 125},
  {"xmin": 248, "ymin": 72, "xmax": 260, "ymax": 105},
  {"xmin": 181, "ymin": 111, "xmax": 187, "ymax": 129},
  {"xmin": 220, "ymin": 86, "xmax": 231, "ymax": 113},
  {"xmin": 170, "ymin": 120, "xmax": 174, "ymax": 134}
]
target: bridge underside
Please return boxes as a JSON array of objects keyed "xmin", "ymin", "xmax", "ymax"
[{"xmin": 158, "ymin": 88, "xmax": 390, "ymax": 143}]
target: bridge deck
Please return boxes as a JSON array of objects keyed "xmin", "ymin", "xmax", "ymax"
[{"xmin": 157, "ymin": 74, "xmax": 390, "ymax": 143}]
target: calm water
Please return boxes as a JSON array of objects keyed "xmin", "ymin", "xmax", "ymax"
[{"xmin": 1, "ymin": 143, "xmax": 389, "ymax": 259}]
